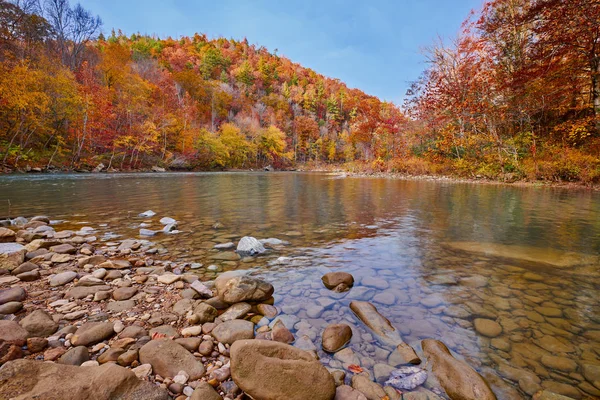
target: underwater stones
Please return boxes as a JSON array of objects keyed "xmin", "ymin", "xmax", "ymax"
[
  {"xmin": 537, "ymin": 335, "xmax": 576, "ymax": 353},
  {"xmin": 422, "ymin": 339, "xmax": 496, "ymax": 400},
  {"xmin": 474, "ymin": 318, "xmax": 503, "ymax": 338}
]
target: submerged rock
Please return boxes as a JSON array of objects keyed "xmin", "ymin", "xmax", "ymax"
[
  {"xmin": 0, "ymin": 359, "xmax": 168, "ymax": 399},
  {"xmin": 422, "ymin": 339, "xmax": 496, "ymax": 400},
  {"xmin": 350, "ymin": 301, "xmax": 420, "ymax": 364},
  {"xmin": 230, "ymin": 339, "xmax": 335, "ymax": 400},
  {"xmin": 444, "ymin": 241, "xmax": 600, "ymax": 268}
]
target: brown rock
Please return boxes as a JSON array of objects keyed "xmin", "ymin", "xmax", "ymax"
[
  {"xmin": 71, "ymin": 322, "xmax": 114, "ymax": 346},
  {"xmin": 0, "ymin": 320, "xmax": 29, "ymax": 345},
  {"xmin": 193, "ymin": 302, "xmax": 218, "ymax": 323},
  {"xmin": 215, "ymin": 273, "xmax": 274, "ymax": 304},
  {"xmin": 322, "ymin": 324, "xmax": 352, "ymax": 353},
  {"xmin": 272, "ymin": 319, "xmax": 294, "ymax": 344},
  {"xmin": 350, "ymin": 375, "xmax": 387, "ymax": 400},
  {"xmin": 26, "ymin": 337, "xmax": 47, "ymax": 353},
  {"xmin": 112, "ymin": 287, "xmax": 138, "ymax": 301},
  {"xmin": 191, "ymin": 381, "xmax": 222, "ymax": 400},
  {"xmin": 230, "ymin": 339, "xmax": 336, "ymax": 400},
  {"xmin": 211, "ymin": 320, "xmax": 254, "ymax": 345},
  {"xmin": 422, "ymin": 339, "xmax": 496, "ymax": 400},
  {"xmin": 0, "ymin": 359, "xmax": 169, "ymax": 399},
  {"xmin": 58, "ymin": 346, "xmax": 89, "ymax": 366},
  {"xmin": 139, "ymin": 338, "xmax": 205, "ymax": 380},
  {"xmin": 322, "ymin": 272, "xmax": 354, "ymax": 290},
  {"xmin": 19, "ymin": 309, "xmax": 58, "ymax": 337},
  {"xmin": 0, "ymin": 287, "xmax": 26, "ymax": 305},
  {"xmin": 336, "ymin": 384, "xmax": 368, "ymax": 400},
  {"xmin": 0, "ymin": 227, "xmax": 16, "ymax": 243}
]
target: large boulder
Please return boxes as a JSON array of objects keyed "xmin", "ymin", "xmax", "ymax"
[
  {"xmin": 231, "ymin": 339, "xmax": 336, "ymax": 400},
  {"xmin": 71, "ymin": 322, "xmax": 114, "ymax": 347},
  {"xmin": 139, "ymin": 338, "xmax": 205, "ymax": 380},
  {"xmin": 236, "ymin": 236, "xmax": 266, "ymax": 256},
  {"xmin": 211, "ymin": 320, "xmax": 254, "ymax": 345},
  {"xmin": 322, "ymin": 323, "xmax": 352, "ymax": 353},
  {"xmin": 0, "ymin": 359, "xmax": 169, "ymax": 400},
  {"xmin": 422, "ymin": 339, "xmax": 496, "ymax": 400},
  {"xmin": 19, "ymin": 309, "xmax": 58, "ymax": 337},
  {"xmin": 0, "ymin": 243, "xmax": 26, "ymax": 271},
  {"xmin": 215, "ymin": 273, "xmax": 273, "ymax": 304}
]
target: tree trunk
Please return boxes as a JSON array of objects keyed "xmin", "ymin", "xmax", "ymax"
[{"xmin": 593, "ymin": 58, "xmax": 600, "ymax": 133}]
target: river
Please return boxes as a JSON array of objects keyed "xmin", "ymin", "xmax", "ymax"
[{"xmin": 1, "ymin": 172, "xmax": 599, "ymax": 399}]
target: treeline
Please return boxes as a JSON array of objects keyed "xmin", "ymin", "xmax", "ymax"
[
  {"xmin": 0, "ymin": 0, "xmax": 403, "ymax": 171},
  {"xmin": 1, "ymin": 0, "xmax": 599, "ymax": 183},
  {"xmin": 404, "ymin": 0, "xmax": 600, "ymax": 183}
]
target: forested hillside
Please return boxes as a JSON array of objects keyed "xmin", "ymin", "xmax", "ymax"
[
  {"xmin": 1, "ymin": 0, "xmax": 599, "ymax": 183},
  {"xmin": 0, "ymin": 0, "xmax": 403, "ymax": 172}
]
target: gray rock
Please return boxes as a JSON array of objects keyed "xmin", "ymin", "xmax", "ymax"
[
  {"xmin": 58, "ymin": 346, "xmax": 89, "ymax": 366},
  {"xmin": 211, "ymin": 320, "xmax": 255, "ymax": 344},
  {"xmin": 236, "ymin": 236, "xmax": 266, "ymax": 256},
  {"xmin": 50, "ymin": 271, "xmax": 77, "ymax": 287}
]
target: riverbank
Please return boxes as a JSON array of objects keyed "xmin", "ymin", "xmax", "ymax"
[
  {"xmin": 0, "ymin": 214, "xmax": 500, "ymax": 400},
  {"xmin": 3, "ymin": 162, "xmax": 599, "ymax": 191}
]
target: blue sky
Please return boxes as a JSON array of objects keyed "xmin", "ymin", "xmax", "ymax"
[{"xmin": 79, "ymin": 0, "xmax": 483, "ymax": 104}]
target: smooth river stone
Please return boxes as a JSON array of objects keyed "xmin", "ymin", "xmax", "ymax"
[
  {"xmin": 474, "ymin": 319, "xmax": 503, "ymax": 338},
  {"xmin": 350, "ymin": 301, "xmax": 420, "ymax": 364},
  {"xmin": 0, "ymin": 243, "xmax": 26, "ymax": 271},
  {"xmin": 422, "ymin": 339, "xmax": 496, "ymax": 400}
]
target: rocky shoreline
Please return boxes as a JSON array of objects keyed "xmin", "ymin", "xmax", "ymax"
[{"xmin": 0, "ymin": 216, "xmax": 583, "ymax": 400}]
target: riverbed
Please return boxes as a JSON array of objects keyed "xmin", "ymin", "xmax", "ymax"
[{"xmin": 2, "ymin": 172, "xmax": 599, "ymax": 399}]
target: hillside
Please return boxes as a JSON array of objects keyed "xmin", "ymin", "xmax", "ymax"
[{"xmin": 0, "ymin": 0, "xmax": 403, "ymax": 171}]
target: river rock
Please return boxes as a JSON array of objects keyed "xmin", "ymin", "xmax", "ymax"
[
  {"xmin": 272, "ymin": 319, "xmax": 294, "ymax": 343},
  {"xmin": 0, "ymin": 243, "xmax": 26, "ymax": 271},
  {"xmin": 0, "ymin": 287, "xmax": 26, "ymax": 305},
  {"xmin": 422, "ymin": 339, "xmax": 496, "ymax": 400},
  {"xmin": 322, "ymin": 323, "xmax": 352, "ymax": 352},
  {"xmin": 19, "ymin": 309, "xmax": 58, "ymax": 337},
  {"xmin": 113, "ymin": 287, "xmax": 138, "ymax": 301},
  {"xmin": 0, "ymin": 320, "xmax": 29, "ymax": 345},
  {"xmin": 322, "ymin": 272, "xmax": 354, "ymax": 291},
  {"xmin": 139, "ymin": 338, "xmax": 205, "ymax": 380},
  {"xmin": 190, "ymin": 280, "xmax": 213, "ymax": 298},
  {"xmin": 215, "ymin": 274, "xmax": 274, "ymax": 304},
  {"xmin": 0, "ymin": 301, "xmax": 22, "ymax": 314},
  {"xmin": 11, "ymin": 261, "xmax": 38, "ymax": 275},
  {"xmin": 0, "ymin": 227, "xmax": 16, "ymax": 243},
  {"xmin": 474, "ymin": 318, "xmax": 503, "ymax": 338},
  {"xmin": 50, "ymin": 243, "xmax": 76, "ymax": 254},
  {"xmin": 220, "ymin": 302, "xmax": 251, "ymax": 321},
  {"xmin": 66, "ymin": 285, "xmax": 112, "ymax": 299},
  {"xmin": 231, "ymin": 339, "xmax": 335, "ymax": 400},
  {"xmin": 0, "ymin": 359, "xmax": 169, "ymax": 399},
  {"xmin": 107, "ymin": 300, "xmax": 135, "ymax": 313},
  {"xmin": 236, "ymin": 236, "xmax": 266, "ymax": 256},
  {"xmin": 211, "ymin": 320, "xmax": 255, "ymax": 344},
  {"xmin": 71, "ymin": 322, "xmax": 115, "ymax": 346},
  {"xmin": 58, "ymin": 346, "xmax": 89, "ymax": 366},
  {"xmin": 190, "ymin": 381, "xmax": 222, "ymax": 400},
  {"xmin": 336, "ymin": 385, "xmax": 368, "ymax": 400},
  {"xmin": 351, "ymin": 375, "xmax": 388, "ymax": 400},
  {"xmin": 16, "ymin": 269, "xmax": 39, "ymax": 281},
  {"xmin": 50, "ymin": 271, "xmax": 77, "ymax": 287},
  {"xmin": 193, "ymin": 302, "xmax": 218, "ymax": 323}
]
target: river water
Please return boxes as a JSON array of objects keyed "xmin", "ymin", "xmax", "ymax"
[{"xmin": 1, "ymin": 172, "xmax": 599, "ymax": 399}]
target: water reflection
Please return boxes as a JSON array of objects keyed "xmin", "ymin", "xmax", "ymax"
[{"xmin": 1, "ymin": 172, "xmax": 599, "ymax": 399}]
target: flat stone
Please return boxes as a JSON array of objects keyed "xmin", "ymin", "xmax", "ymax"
[
  {"xmin": 0, "ymin": 243, "xmax": 26, "ymax": 271},
  {"xmin": 50, "ymin": 271, "xmax": 78, "ymax": 287},
  {"xmin": 220, "ymin": 302, "xmax": 251, "ymax": 321},
  {"xmin": 112, "ymin": 287, "xmax": 138, "ymax": 301},
  {"xmin": 107, "ymin": 300, "xmax": 136, "ymax": 313}
]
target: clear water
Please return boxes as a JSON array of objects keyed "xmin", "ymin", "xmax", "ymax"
[{"xmin": 1, "ymin": 172, "xmax": 599, "ymax": 399}]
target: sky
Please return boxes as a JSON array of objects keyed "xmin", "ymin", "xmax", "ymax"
[{"xmin": 78, "ymin": 0, "xmax": 483, "ymax": 104}]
